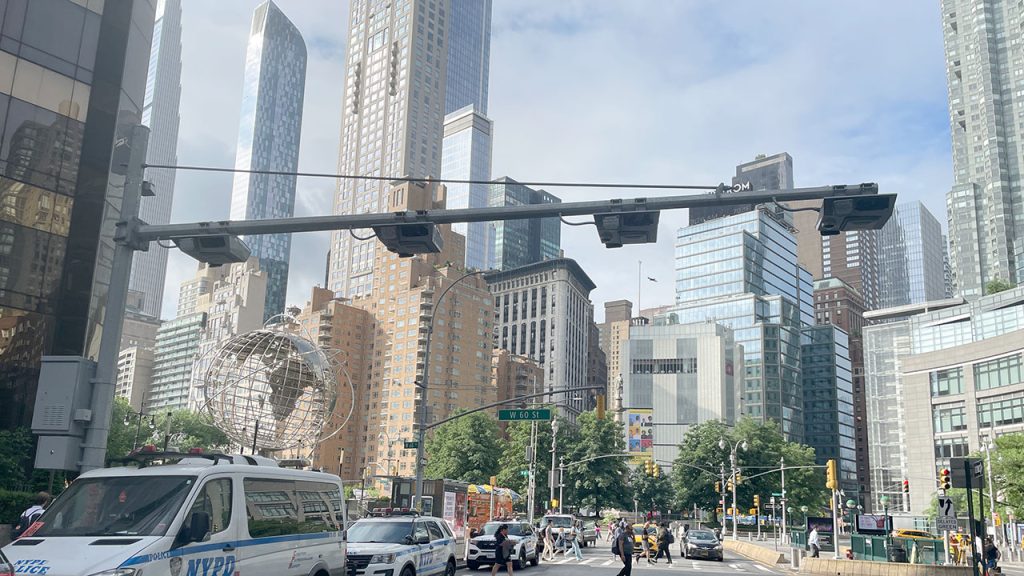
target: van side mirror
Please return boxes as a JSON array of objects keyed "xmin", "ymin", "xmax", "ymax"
[{"xmin": 186, "ymin": 511, "xmax": 211, "ymax": 544}]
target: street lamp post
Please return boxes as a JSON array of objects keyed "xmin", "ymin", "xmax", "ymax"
[
  {"xmin": 413, "ymin": 268, "xmax": 491, "ymax": 511},
  {"xmin": 550, "ymin": 418, "xmax": 560, "ymax": 511},
  {"xmin": 880, "ymin": 495, "xmax": 891, "ymax": 550},
  {"xmin": 558, "ymin": 456, "xmax": 565, "ymax": 514},
  {"xmin": 122, "ymin": 406, "xmax": 155, "ymax": 452},
  {"xmin": 720, "ymin": 437, "xmax": 748, "ymax": 541},
  {"xmin": 846, "ymin": 499, "xmax": 857, "ymax": 537}
]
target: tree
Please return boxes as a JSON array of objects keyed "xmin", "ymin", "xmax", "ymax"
[
  {"xmin": 107, "ymin": 397, "xmax": 137, "ymax": 458},
  {"xmin": 987, "ymin": 433, "xmax": 1024, "ymax": 517},
  {"xmin": 150, "ymin": 409, "xmax": 232, "ymax": 452},
  {"xmin": 629, "ymin": 466, "xmax": 673, "ymax": 515},
  {"xmin": 670, "ymin": 418, "xmax": 827, "ymax": 523},
  {"xmin": 985, "ymin": 278, "xmax": 1016, "ymax": 295},
  {"xmin": 425, "ymin": 411, "xmax": 506, "ymax": 483},
  {"xmin": 562, "ymin": 411, "xmax": 630, "ymax": 513},
  {"xmin": 495, "ymin": 414, "xmax": 577, "ymax": 514}
]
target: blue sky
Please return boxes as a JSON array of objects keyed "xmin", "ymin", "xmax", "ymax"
[{"xmin": 164, "ymin": 0, "xmax": 952, "ymax": 320}]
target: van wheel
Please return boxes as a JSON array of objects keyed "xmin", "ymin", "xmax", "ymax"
[
  {"xmin": 467, "ymin": 561, "xmax": 479, "ymax": 571},
  {"xmin": 401, "ymin": 565, "xmax": 416, "ymax": 576},
  {"xmin": 444, "ymin": 559, "xmax": 456, "ymax": 576},
  {"xmin": 530, "ymin": 551, "xmax": 539, "ymax": 566}
]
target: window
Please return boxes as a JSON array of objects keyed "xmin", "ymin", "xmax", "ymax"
[
  {"xmin": 188, "ymin": 478, "xmax": 233, "ymax": 536},
  {"xmin": 426, "ymin": 520, "xmax": 444, "ymax": 541},
  {"xmin": 630, "ymin": 358, "xmax": 698, "ymax": 374},
  {"xmin": 930, "ymin": 367, "xmax": 965, "ymax": 397},
  {"xmin": 932, "ymin": 404, "xmax": 967, "ymax": 432},
  {"xmin": 978, "ymin": 395, "xmax": 1024, "ymax": 427},
  {"xmin": 974, "ymin": 354, "xmax": 1023, "ymax": 390},
  {"xmin": 244, "ymin": 478, "xmax": 342, "ymax": 537},
  {"xmin": 414, "ymin": 520, "xmax": 430, "ymax": 543}
]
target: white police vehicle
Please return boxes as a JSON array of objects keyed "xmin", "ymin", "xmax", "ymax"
[
  {"xmin": 345, "ymin": 511, "xmax": 457, "ymax": 576},
  {"xmin": 467, "ymin": 521, "xmax": 539, "ymax": 570},
  {"xmin": 0, "ymin": 450, "xmax": 347, "ymax": 576}
]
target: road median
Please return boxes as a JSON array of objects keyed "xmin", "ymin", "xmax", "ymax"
[
  {"xmin": 722, "ymin": 539, "xmax": 786, "ymax": 565},
  {"xmin": 799, "ymin": 558, "xmax": 974, "ymax": 575}
]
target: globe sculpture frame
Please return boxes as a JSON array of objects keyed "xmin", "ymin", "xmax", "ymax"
[{"xmin": 197, "ymin": 319, "xmax": 347, "ymax": 454}]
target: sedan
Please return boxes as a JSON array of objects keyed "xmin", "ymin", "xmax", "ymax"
[{"xmin": 682, "ymin": 529, "xmax": 724, "ymax": 561}]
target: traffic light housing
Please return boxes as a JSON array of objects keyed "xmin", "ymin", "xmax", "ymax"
[
  {"xmin": 726, "ymin": 480, "xmax": 734, "ymax": 492},
  {"xmin": 735, "ymin": 473, "xmax": 742, "ymax": 485},
  {"xmin": 826, "ymin": 459, "xmax": 838, "ymax": 490},
  {"xmin": 715, "ymin": 482, "xmax": 721, "ymax": 493},
  {"xmin": 754, "ymin": 494, "xmax": 761, "ymax": 508},
  {"xmin": 652, "ymin": 464, "xmax": 660, "ymax": 478},
  {"xmin": 939, "ymin": 468, "xmax": 951, "ymax": 490},
  {"xmin": 903, "ymin": 479, "xmax": 910, "ymax": 495}
]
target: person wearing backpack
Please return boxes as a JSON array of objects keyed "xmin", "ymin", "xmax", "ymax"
[
  {"xmin": 12, "ymin": 492, "xmax": 50, "ymax": 539},
  {"xmin": 613, "ymin": 525, "xmax": 634, "ymax": 576},
  {"xmin": 656, "ymin": 522, "xmax": 674, "ymax": 565}
]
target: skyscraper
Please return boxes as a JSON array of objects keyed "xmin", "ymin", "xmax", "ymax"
[
  {"xmin": 943, "ymin": 0, "xmax": 1024, "ymax": 296},
  {"xmin": 0, "ymin": 1, "xmax": 156, "ymax": 429},
  {"xmin": 877, "ymin": 201, "xmax": 947, "ymax": 308},
  {"xmin": 688, "ymin": 153, "xmax": 794, "ymax": 225},
  {"xmin": 488, "ymin": 177, "xmax": 561, "ymax": 270},
  {"xmin": 128, "ymin": 0, "xmax": 183, "ymax": 319},
  {"xmin": 445, "ymin": 0, "xmax": 492, "ymax": 115},
  {"xmin": 328, "ymin": 0, "xmax": 449, "ymax": 298},
  {"xmin": 441, "ymin": 105, "xmax": 492, "ymax": 269},
  {"xmin": 229, "ymin": 1, "xmax": 306, "ymax": 320}
]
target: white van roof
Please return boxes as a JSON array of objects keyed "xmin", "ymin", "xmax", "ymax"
[{"xmin": 85, "ymin": 452, "xmax": 342, "ymax": 483}]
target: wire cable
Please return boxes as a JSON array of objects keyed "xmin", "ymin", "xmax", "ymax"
[
  {"xmin": 771, "ymin": 197, "xmax": 821, "ymax": 213},
  {"xmin": 349, "ymin": 229, "xmax": 376, "ymax": 241},
  {"xmin": 560, "ymin": 217, "xmax": 597, "ymax": 227},
  {"xmin": 143, "ymin": 162, "xmax": 720, "ymax": 191}
]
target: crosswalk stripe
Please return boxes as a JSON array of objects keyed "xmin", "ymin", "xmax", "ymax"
[
  {"xmin": 555, "ymin": 558, "xmax": 574, "ymax": 564},
  {"xmin": 752, "ymin": 565, "xmax": 774, "ymax": 573},
  {"xmin": 601, "ymin": 559, "xmax": 616, "ymax": 566},
  {"xmin": 728, "ymin": 564, "xmax": 746, "ymax": 571},
  {"xmin": 579, "ymin": 558, "xmax": 595, "ymax": 565}
]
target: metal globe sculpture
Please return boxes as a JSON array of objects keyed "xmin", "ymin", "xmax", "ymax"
[{"xmin": 198, "ymin": 324, "xmax": 337, "ymax": 452}]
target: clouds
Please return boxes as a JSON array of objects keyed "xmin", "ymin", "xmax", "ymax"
[{"xmin": 164, "ymin": 0, "xmax": 951, "ymax": 321}]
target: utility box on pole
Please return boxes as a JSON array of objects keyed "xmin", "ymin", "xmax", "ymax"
[{"xmin": 32, "ymin": 356, "xmax": 97, "ymax": 471}]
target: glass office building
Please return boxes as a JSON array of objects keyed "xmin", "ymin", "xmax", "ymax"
[
  {"xmin": 0, "ymin": 0, "xmax": 157, "ymax": 429},
  {"xmin": 802, "ymin": 324, "xmax": 858, "ymax": 498},
  {"xmin": 229, "ymin": 1, "xmax": 306, "ymax": 320},
  {"xmin": 665, "ymin": 208, "xmax": 813, "ymax": 441},
  {"xmin": 445, "ymin": 0, "xmax": 491, "ymax": 115},
  {"xmin": 877, "ymin": 201, "xmax": 947, "ymax": 309},
  {"xmin": 128, "ymin": 0, "xmax": 182, "ymax": 319},
  {"xmin": 441, "ymin": 105, "xmax": 492, "ymax": 269},
  {"xmin": 488, "ymin": 177, "xmax": 561, "ymax": 271}
]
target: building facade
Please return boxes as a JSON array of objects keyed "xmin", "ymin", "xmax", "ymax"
[
  {"xmin": 689, "ymin": 153, "xmax": 794, "ymax": 225},
  {"xmin": 445, "ymin": 0, "xmax": 491, "ymax": 116},
  {"xmin": 440, "ymin": 105, "xmax": 492, "ymax": 270},
  {"xmin": 586, "ymin": 320, "xmax": 608, "ymax": 411},
  {"xmin": 863, "ymin": 288, "xmax": 1024, "ymax": 512},
  {"xmin": 621, "ymin": 321, "xmax": 741, "ymax": 465},
  {"xmin": 486, "ymin": 258, "xmax": 597, "ymax": 418},
  {"xmin": 128, "ymin": 0, "xmax": 182, "ymax": 319},
  {"xmin": 229, "ymin": 0, "xmax": 306, "ymax": 320},
  {"xmin": 877, "ymin": 201, "xmax": 947, "ymax": 309},
  {"xmin": 115, "ymin": 309, "xmax": 161, "ymax": 410},
  {"xmin": 943, "ymin": 0, "xmax": 1024, "ymax": 297},
  {"xmin": 328, "ymin": 0, "xmax": 449, "ymax": 298},
  {"xmin": 488, "ymin": 177, "xmax": 561, "ymax": 270},
  {"xmin": 665, "ymin": 208, "xmax": 813, "ymax": 441},
  {"xmin": 813, "ymin": 277, "xmax": 870, "ymax": 496},
  {"xmin": 0, "ymin": 0, "xmax": 157, "ymax": 429},
  {"xmin": 598, "ymin": 299, "xmax": 633, "ymax": 419},
  {"xmin": 801, "ymin": 324, "xmax": 858, "ymax": 499},
  {"xmin": 149, "ymin": 312, "xmax": 207, "ymax": 411}
]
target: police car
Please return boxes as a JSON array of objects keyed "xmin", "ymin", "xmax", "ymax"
[
  {"xmin": 467, "ymin": 521, "xmax": 539, "ymax": 570},
  {"xmin": 346, "ymin": 511, "xmax": 457, "ymax": 576},
  {"xmin": 0, "ymin": 449, "xmax": 347, "ymax": 576}
]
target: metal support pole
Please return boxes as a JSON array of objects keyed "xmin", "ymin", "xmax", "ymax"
[
  {"xmin": 720, "ymin": 464, "xmax": 727, "ymax": 527},
  {"xmin": 832, "ymin": 490, "xmax": 840, "ymax": 559},
  {"xmin": 558, "ymin": 456, "xmax": 565, "ymax": 514},
  {"xmin": 79, "ymin": 125, "xmax": 149, "ymax": 472},
  {"xmin": 757, "ymin": 503, "xmax": 762, "ymax": 541},
  {"xmin": 550, "ymin": 419, "xmax": 559, "ymax": 509},
  {"xmin": 966, "ymin": 459, "xmax": 980, "ymax": 576},
  {"xmin": 731, "ymin": 453, "xmax": 739, "ymax": 540},
  {"xmin": 527, "ymin": 420, "xmax": 537, "ymax": 524},
  {"xmin": 251, "ymin": 419, "xmax": 260, "ymax": 455},
  {"xmin": 780, "ymin": 456, "xmax": 787, "ymax": 543},
  {"xmin": 986, "ymin": 426, "xmax": 999, "ymax": 547}
]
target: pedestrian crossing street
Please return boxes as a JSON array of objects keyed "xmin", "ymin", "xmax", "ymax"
[{"xmin": 540, "ymin": 555, "xmax": 780, "ymax": 574}]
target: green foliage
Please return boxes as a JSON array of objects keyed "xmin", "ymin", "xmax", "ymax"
[
  {"xmin": 106, "ymin": 397, "xmax": 136, "ymax": 458},
  {"xmin": 985, "ymin": 278, "xmax": 1016, "ymax": 295},
  {"xmin": 0, "ymin": 489, "xmax": 34, "ymax": 524},
  {"xmin": 496, "ymin": 422, "xmax": 548, "ymax": 498},
  {"xmin": 153, "ymin": 409, "xmax": 232, "ymax": 452},
  {"xmin": 988, "ymin": 433, "xmax": 1024, "ymax": 517},
  {"xmin": 0, "ymin": 428, "xmax": 34, "ymax": 489},
  {"xmin": 425, "ymin": 411, "xmax": 506, "ymax": 483},
  {"xmin": 562, "ymin": 411, "xmax": 630, "ymax": 512},
  {"xmin": 924, "ymin": 488, "xmax": 984, "ymax": 522},
  {"xmin": 629, "ymin": 466, "xmax": 673, "ymax": 514},
  {"xmin": 670, "ymin": 418, "xmax": 827, "ymax": 521}
]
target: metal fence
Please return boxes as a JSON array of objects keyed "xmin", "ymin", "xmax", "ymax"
[{"xmin": 850, "ymin": 535, "xmax": 946, "ymax": 565}]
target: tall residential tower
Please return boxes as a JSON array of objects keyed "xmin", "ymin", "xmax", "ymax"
[
  {"xmin": 445, "ymin": 0, "xmax": 491, "ymax": 115},
  {"xmin": 943, "ymin": 0, "xmax": 1024, "ymax": 296},
  {"xmin": 128, "ymin": 0, "xmax": 183, "ymax": 319},
  {"xmin": 229, "ymin": 1, "xmax": 306, "ymax": 320}
]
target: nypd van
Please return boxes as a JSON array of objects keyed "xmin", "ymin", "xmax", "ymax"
[
  {"xmin": 1, "ymin": 451, "xmax": 347, "ymax": 576},
  {"xmin": 345, "ymin": 512, "xmax": 457, "ymax": 576}
]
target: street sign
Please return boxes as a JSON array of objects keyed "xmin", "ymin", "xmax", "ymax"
[
  {"xmin": 520, "ymin": 470, "xmax": 529, "ymax": 477},
  {"xmin": 403, "ymin": 441, "xmax": 419, "ymax": 449},
  {"xmin": 498, "ymin": 409, "xmax": 552, "ymax": 421},
  {"xmin": 950, "ymin": 458, "xmax": 984, "ymax": 488},
  {"xmin": 937, "ymin": 496, "xmax": 958, "ymax": 531}
]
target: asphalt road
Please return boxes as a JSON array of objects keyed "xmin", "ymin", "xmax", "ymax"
[{"xmin": 460, "ymin": 541, "xmax": 785, "ymax": 576}]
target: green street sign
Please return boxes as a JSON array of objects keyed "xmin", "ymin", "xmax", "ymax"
[
  {"xmin": 520, "ymin": 470, "xmax": 529, "ymax": 477},
  {"xmin": 498, "ymin": 409, "xmax": 552, "ymax": 421},
  {"xmin": 404, "ymin": 441, "xmax": 419, "ymax": 449}
]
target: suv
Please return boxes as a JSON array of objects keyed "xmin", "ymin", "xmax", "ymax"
[
  {"xmin": 0, "ymin": 548, "xmax": 11, "ymax": 576},
  {"xmin": 347, "ymin": 514, "xmax": 458, "ymax": 576},
  {"xmin": 467, "ymin": 521, "xmax": 539, "ymax": 570}
]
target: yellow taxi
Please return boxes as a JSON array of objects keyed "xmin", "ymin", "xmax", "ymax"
[
  {"xmin": 894, "ymin": 529, "xmax": 938, "ymax": 540},
  {"xmin": 632, "ymin": 524, "xmax": 659, "ymax": 555}
]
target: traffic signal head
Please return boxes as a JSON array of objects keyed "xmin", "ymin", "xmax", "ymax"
[
  {"xmin": 826, "ymin": 459, "xmax": 838, "ymax": 490},
  {"xmin": 903, "ymin": 479, "xmax": 910, "ymax": 494},
  {"xmin": 939, "ymin": 468, "xmax": 951, "ymax": 490},
  {"xmin": 715, "ymin": 482, "xmax": 721, "ymax": 493},
  {"xmin": 735, "ymin": 473, "xmax": 742, "ymax": 485},
  {"xmin": 754, "ymin": 495, "xmax": 761, "ymax": 507},
  {"xmin": 652, "ymin": 464, "xmax": 660, "ymax": 478}
]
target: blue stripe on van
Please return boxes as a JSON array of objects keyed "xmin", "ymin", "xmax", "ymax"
[{"xmin": 120, "ymin": 531, "xmax": 341, "ymax": 567}]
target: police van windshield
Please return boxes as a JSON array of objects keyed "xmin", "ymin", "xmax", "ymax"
[
  {"xmin": 348, "ymin": 520, "xmax": 414, "ymax": 543},
  {"xmin": 33, "ymin": 476, "xmax": 196, "ymax": 537}
]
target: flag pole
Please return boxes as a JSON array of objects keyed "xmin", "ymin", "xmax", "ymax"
[{"xmin": 637, "ymin": 260, "xmax": 642, "ymax": 318}]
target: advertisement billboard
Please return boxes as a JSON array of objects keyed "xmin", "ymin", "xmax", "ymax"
[
  {"xmin": 627, "ymin": 410, "xmax": 653, "ymax": 459},
  {"xmin": 856, "ymin": 514, "xmax": 889, "ymax": 535}
]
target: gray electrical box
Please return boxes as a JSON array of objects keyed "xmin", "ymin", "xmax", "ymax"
[
  {"xmin": 35, "ymin": 435, "xmax": 83, "ymax": 471},
  {"xmin": 32, "ymin": 356, "xmax": 96, "ymax": 436}
]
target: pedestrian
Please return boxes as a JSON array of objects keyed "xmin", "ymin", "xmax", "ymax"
[
  {"xmin": 608, "ymin": 521, "xmax": 615, "ymax": 541},
  {"xmin": 614, "ymin": 525, "xmax": 635, "ymax": 576},
  {"xmin": 595, "ymin": 523, "xmax": 602, "ymax": 542},
  {"xmin": 656, "ymin": 522, "xmax": 674, "ymax": 565},
  {"xmin": 491, "ymin": 524, "xmax": 514, "ymax": 576},
  {"xmin": 638, "ymin": 520, "xmax": 653, "ymax": 564},
  {"xmin": 12, "ymin": 492, "xmax": 50, "ymax": 539},
  {"xmin": 983, "ymin": 537, "xmax": 1000, "ymax": 573},
  {"xmin": 542, "ymin": 522, "xmax": 555, "ymax": 561},
  {"xmin": 808, "ymin": 526, "xmax": 821, "ymax": 558},
  {"xmin": 570, "ymin": 521, "xmax": 584, "ymax": 561}
]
